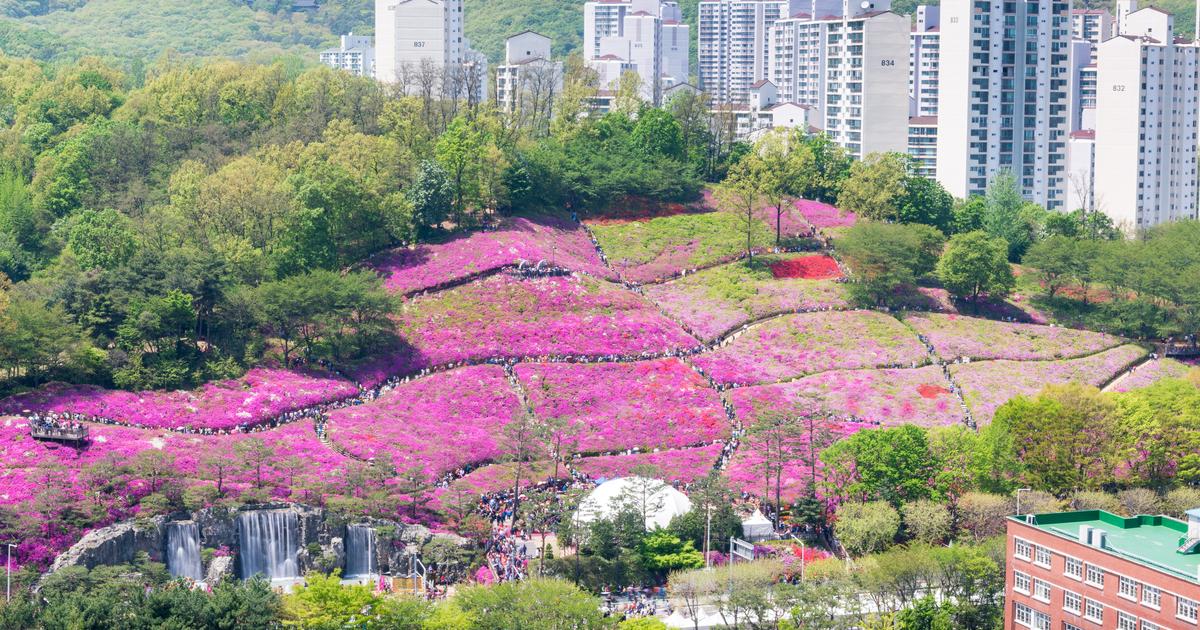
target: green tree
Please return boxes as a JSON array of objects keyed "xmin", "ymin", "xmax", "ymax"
[
  {"xmin": 637, "ymin": 530, "xmax": 704, "ymax": 576},
  {"xmin": 451, "ymin": 578, "xmax": 611, "ymax": 630},
  {"xmin": 901, "ymin": 499, "xmax": 951, "ymax": 545},
  {"xmin": 631, "ymin": 108, "xmax": 684, "ymax": 160},
  {"xmin": 820, "ymin": 425, "xmax": 941, "ymax": 505},
  {"xmin": 835, "ymin": 152, "xmax": 908, "ymax": 222},
  {"xmin": 897, "ymin": 175, "xmax": 954, "ymax": 233},
  {"xmin": 835, "ymin": 222, "xmax": 945, "ymax": 307},
  {"xmin": 936, "ymin": 230, "xmax": 1015, "ymax": 303},
  {"xmin": 833, "ymin": 500, "xmax": 900, "ymax": 556},
  {"xmin": 1022, "ymin": 235, "xmax": 1086, "ymax": 298},
  {"xmin": 981, "ymin": 171, "xmax": 1032, "ymax": 260},
  {"xmin": 992, "ymin": 384, "xmax": 1119, "ymax": 494},
  {"xmin": 283, "ymin": 571, "xmax": 383, "ymax": 629}
]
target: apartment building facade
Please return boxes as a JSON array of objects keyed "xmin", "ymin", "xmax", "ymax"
[
  {"xmin": 583, "ymin": 0, "xmax": 689, "ymax": 104},
  {"xmin": 495, "ymin": 32, "xmax": 563, "ymax": 115},
  {"xmin": 319, "ymin": 33, "xmax": 375, "ymax": 78},
  {"xmin": 1005, "ymin": 510, "xmax": 1200, "ymax": 630},
  {"xmin": 1093, "ymin": 7, "xmax": 1200, "ymax": 231},
  {"xmin": 909, "ymin": 5, "xmax": 940, "ymax": 117},
  {"xmin": 763, "ymin": 1, "xmax": 908, "ymax": 158},
  {"xmin": 699, "ymin": 0, "xmax": 799, "ymax": 105},
  {"xmin": 936, "ymin": 0, "xmax": 1072, "ymax": 210},
  {"xmin": 1072, "ymin": 8, "xmax": 1114, "ymax": 64}
]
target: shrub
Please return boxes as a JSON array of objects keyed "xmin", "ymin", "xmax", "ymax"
[
  {"xmin": 1117, "ymin": 488, "xmax": 1160, "ymax": 516},
  {"xmin": 1069, "ymin": 491, "xmax": 1120, "ymax": 514},
  {"xmin": 902, "ymin": 500, "xmax": 951, "ymax": 545},
  {"xmin": 1163, "ymin": 488, "xmax": 1200, "ymax": 519},
  {"xmin": 956, "ymin": 492, "xmax": 1010, "ymax": 542},
  {"xmin": 834, "ymin": 501, "xmax": 900, "ymax": 556}
]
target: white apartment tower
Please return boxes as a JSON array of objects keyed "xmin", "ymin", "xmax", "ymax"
[
  {"xmin": 699, "ymin": 0, "xmax": 800, "ymax": 105},
  {"xmin": 495, "ymin": 32, "xmax": 564, "ymax": 115},
  {"xmin": 1093, "ymin": 7, "xmax": 1200, "ymax": 230},
  {"xmin": 909, "ymin": 5, "xmax": 940, "ymax": 118},
  {"xmin": 375, "ymin": 0, "xmax": 465, "ymax": 84},
  {"xmin": 763, "ymin": 1, "xmax": 908, "ymax": 158},
  {"xmin": 935, "ymin": 0, "xmax": 1072, "ymax": 210},
  {"xmin": 1071, "ymin": 8, "xmax": 1114, "ymax": 63},
  {"xmin": 583, "ymin": 0, "xmax": 690, "ymax": 104},
  {"xmin": 320, "ymin": 33, "xmax": 376, "ymax": 78}
]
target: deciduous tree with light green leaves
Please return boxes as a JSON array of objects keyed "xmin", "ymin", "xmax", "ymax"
[
  {"xmin": 936, "ymin": 230, "xmax": 1015, "ymax": 304},
  {"xmin": 835, "ymin": 152, "xmax": 909, "ymax": 222}
]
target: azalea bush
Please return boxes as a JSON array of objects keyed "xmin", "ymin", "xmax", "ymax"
[
  {"xmin": 769, "ymin": 255, "xmax": 842, "ymax": 280},
  {"xmin": 366, "ymin": 215, "xmax": 615, "ymax": 295},
  {"xmin": 951, "ymin": 344, "xmax": 1148, "ymax": 423},
  {"xmin": 326, "ymin": 366, "xmax": 521, "ymax": 476},
  {"xmin": 0, "ymin": 368, "xmax": 358, "ymax": 431},
  {"xmin": 515, "ymin": 359, "xmax": 730, "ymax": 455},
  {"xmin": 794, "ymin": 199, "xmax": 855, "ymax": 229},
  {"xmin": 902, "ymin": 312, "xmax": 1122, "ymax": 361},
  {"xmin": 571, "ymin": 445, "xmax": 724, "ymax": 484},
  {"xmin": 346, "ymin": 274, "xmax": 699, "ymax": 385},
  {"xmin": 692, "ymin": 311, "xmax": 928, "ymax": 386},
  {"xmin": 644, "ymin": 257, "xmax": 849, "ymax": 341},
  {"xmin": 729, "ymin": 365, "xmax": 965, "ymax": 429},
  {"xmin": 1108, "ymin": 359, "xmax": 1195, "ymax": 392}
]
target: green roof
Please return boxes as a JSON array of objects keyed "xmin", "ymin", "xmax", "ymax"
[{"xmin": 1012, "ymin": 510, "xmax": 1200, "ymax": 583}]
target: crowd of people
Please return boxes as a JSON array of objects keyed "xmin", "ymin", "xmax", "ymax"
[
  {"xmin": 482, "ymin": 524, "xmax": 529, "ymax": 583},
  {"xmin": 601, "ymin": 586, "xmax": 673, "ymax": 619}
]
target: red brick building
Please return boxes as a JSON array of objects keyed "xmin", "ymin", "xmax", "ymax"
[{"xmin": 1005, "ymin": 510, "xmax": 1200, "ymax": 630}]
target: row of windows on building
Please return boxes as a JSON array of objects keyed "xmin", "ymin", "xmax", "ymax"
[{"xmin": 1014, "ymin": 537, "xmax": 1199, "ymax": 624}]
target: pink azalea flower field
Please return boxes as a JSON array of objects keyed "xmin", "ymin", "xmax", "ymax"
[
  {"xmin": 0, "ymin": 368, "xmax": 358, "ymax": 431},
  {"xmin": 692, "ymin": 311, "xmax": 929, "ymax": 386},
  {"xmin": 903, "ymin": 312, "xmax": 1122, "ymax": 361},
  {"xmin": 644, "ymin": 256, "xmax": 849, "ymax": 341},
  {"xmin": 729, "ymin": 365, "xmax": 966, "ymax": 429},
  {"xmin": 572, "ymin": 444, "xmax": 725, "ymax": 484},
  {"xmin": 366, "ymin": 215, "xmax": 615, "ymax": 295},
  {"xmin": 515, "ymin": 359, "xmax": 730, "ymax": 455},
  {"xmin": 794, "ymin": 199, "xmax": 855, "ymax": 228},
  {"xmin": 1107, "ymin": 358, "xmax": 1196, "ymax": 392},
  {"xmin": 347, "ymin": 273, "xmax": 700, "ymax": 385},
  {"xmin": 950, "ymin": 344, "xmax": 1149, "ymax": 423},
  {"xmin": 326, "ymin": 366, "xmax": 521, "ymax": 475}
]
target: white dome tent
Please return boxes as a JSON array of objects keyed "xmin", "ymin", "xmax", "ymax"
[
  {"xmin": 740, "ymin": 509, "xmax": 774, "ymax": 542},
  {"xmin": 574, "ymin": 477, "xmax": 693, "ymax": 530}
]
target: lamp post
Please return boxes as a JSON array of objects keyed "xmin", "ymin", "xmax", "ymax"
[
  {"xmin": 1016, "ymin": 488, "xmax": 1033, "ymax": 516},
  {"xmin": 704, "ymin": 503, "xmax": 712, "ymax": 569},
  {"xmin": 6, "ymin": 543, "xmax": 14, "ymax": 603}
]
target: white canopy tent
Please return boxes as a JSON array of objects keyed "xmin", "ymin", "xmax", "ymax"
[
  {"xmin": 574, "ymin": 477, "xmax": 693, "ymax": 530},
  {"xmin": 741, "ymin": 509, "xmax": 774, "ymax": 542}
]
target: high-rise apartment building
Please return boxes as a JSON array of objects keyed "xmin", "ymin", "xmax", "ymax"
[
  {"xmin": 764, "ymin": 1, "xmax": 909, "ymax": 158},
  {"xmin": 583, "ymin": 0, "xmax": 689, "ymax": 104},
  {"xmin": 320, "ymin": 33, "xmax": 376, "ymax": 78},
  {"xmin": 936, "ymin": 0, "xmax": 1072, "ymax": 210},
  {"xmin": 1071, "ymin": 8, "xmax": 1114, "ymax": 64},
  {"xmin": 495, "ymin": 32, "xmax": 563, "ymax": 116},
  {"xmin": 375, "ymin": 0, "xmax": 465, "ymax": 84},
  {"xmin": 374, "ymin": 0, "xmax": 487, "ymax": 98},
  {"xmin": 1093, "ymin": 7, "xmax": 1199, "ymax": 231},
  {"xmin": 699, "ymin": 0, "xmax": 799, "ymax": 105},
  {"xmin": 909, "ymin": 5, "xmax": 940, "ymax": 118},
  {"xmin": 1004, "ymin": 509, "xmax": 1200, "ymax": 630}
]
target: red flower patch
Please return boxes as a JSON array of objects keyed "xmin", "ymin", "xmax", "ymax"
[
  {"xmin": 769, "ymin": 255, "xmax": 843, "ymax": 280},
  {"xmin": 916, "ymin": 384, "xmax": 951, "ymax": 399}
]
